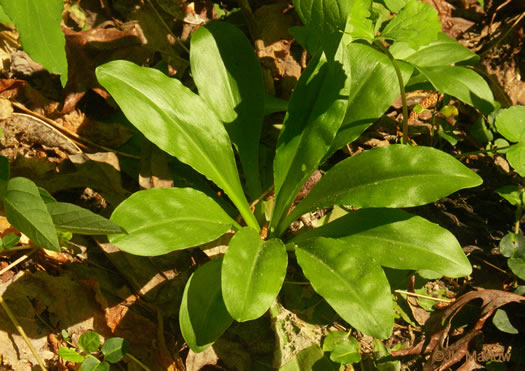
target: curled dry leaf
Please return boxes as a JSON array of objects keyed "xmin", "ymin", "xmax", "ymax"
[{"xmin": 392, "ymin": 289, "xmax": 525, "ymax": 370}]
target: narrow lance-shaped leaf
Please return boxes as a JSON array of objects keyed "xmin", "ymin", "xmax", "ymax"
[
  {"xmin": 295, "ymin": 237, "xmax": 394, "ymax": 339},
  {"xmin": 0, "ymin": 0, "xmax": 67, "ymax": 86},
  {"xmin": 96, "ymin": 61, "xmax": 258, "ymax": 230},
  {"xmin": 380, "ymin": 0, "xmax": 441, "ymax": 49},
  {"xmin": 284, "ymin": 145, "xmax": 482, "ymax": 229},
  {"xmin": 390, "ymin": 32, "xmax": 478, "ymax": 68},
  {"xmin": 328, "ymin": 43, "xmax": 413, "ymax": 156},
  {"xmin": 46, "ymin": 202, "xmax": 125, "ymax": 235},
  {"xmin": 416, "ymin": 65, "xmax": 495, "ymax": 115},
  {"xmin": 222, "ymin": 227, "xmax": 287, "ymax": 321},
  {"xmin": 191, "ymin": 21, "xmax": 264, "ymax": 199},
  {"xmin": 271, "ymin": 40, "xmax": 350, "ymax": 236},
  {"xmin": 293, "ymin": 208, "xmax": 472, "ymax": 278},
  {"xmin": 180, "ymin": 259, "xmax": 233, "ymax": 352},
  {"xmin": 1, "ymin": 177, "xmax": 60, "ymax": 251},
  {"xmin": 109, "ymin": 188, "xmax": 237, "ymax": 256}
]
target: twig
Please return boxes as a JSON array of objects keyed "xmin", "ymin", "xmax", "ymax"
[
  {"xmin": 0, "ymin": 248, "xmax": 38, "ymax": 275},
  {"xmin": 11, "ymin": 102, "xmax": 141, "ymax": 159},
  {"xmin": 0, "ymin": 295, "xmax": 48, "ymax": 370},
  {"xmin": 395, "ymin": 289, "xmax": 451, "ymax": 303}
]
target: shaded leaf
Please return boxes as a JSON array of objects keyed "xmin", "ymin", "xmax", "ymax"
[
  {"xmin": 271, "ymin": 40, "xmax": 350, "ymax": 235},
  {"xmin": 0, "ymin": 0, "xmax": 67, "ymax": 85},
  {"xmin": 47, "ymin": 202, "xmax": 125, "ymax": 235},
  {"xmin": 329, "ymin": 43, "xmax": 413, "ymax": 155},
  {"xmin": 96, "ymin": 60, "xmax": 258, "ymax": 230},
  {"xmin": 508, "ymin": 258, "xmax": 525, "ymax": 280},
  {"xmin": 78, "ymin": 331, "xmax": 100, "ymax": 354},
  {"xmin": 101, "ymin": 337, "xmax": 129, "ymax": 363},
  {"xmin": 2, "ymin": 177, "xmax": 60, "ymax": 251},
  {"xmin": 180, "ymin": 259, "xmax": 233, "ymax": 352},
  {"xmin": 81, "ymin": 357, "xmax": 110, "ymax": 371},
  {"xmin": 286, "ymin": 145, "xmax": 483, "ymax": 227},
  {"xmin": 293, "ymin": 208, "xmax": 472, "ymax": 278},
  {"xmin": 295, "ymin": 237, "xmax": 393, "ymax": 339},
  {"xmin": 507, "ymin": 142, "xmax": 525, "ymax": 177},
  {"xmin": 109, "ymin": 188, "xmax": 235, "ymax": 256},
  {"xmin": 495, "ymin": 185, "xmax": 523, "ymax": 207},
  {"xmin": 390, "ymin": 32, "xmax": 478, "ymax": 67},
  {"xmin": 323, "ymin": 332, "xmax": 361, "ymax": 364},
  {"xmin": 191, "ymin": 21, "xmax": 264, "ymax": 198},
  {"xmin": 0, "ymin": 155, "xmax": 8, "ymax": 195},
  {"xmin": 380, "ymin": 0, "xmax": 440, "ymax": 49},
  {"xmin": 222, "ymin": 227, "xmax": 287, "ymax": 321},
  {"xmin": 292, "ymin": 0, "xmax": 352, "ymax": 52},
  {"xmin": 416, "ymin": 65, "xmax": 495, "ymax": 114},
  {"xmin": 495, "ymin": 105, "xmax": 525, "ymax": 143},
  {"xmin": 492, "ymin": 309, "xmax": 519, "ymax": 334},
  {"xmin": 280, "ymin": 344, "xmax": 335, "ymax": 371}
]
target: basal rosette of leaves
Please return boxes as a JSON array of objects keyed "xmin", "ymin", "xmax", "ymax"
[{"xmin": 96, "ymin": 3, "xmax": 484, "ymax": 355}]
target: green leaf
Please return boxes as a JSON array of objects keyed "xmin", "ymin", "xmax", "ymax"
[
  {"xmin": 292, "ymin": 0, "xmax": 352, "ymax": 52},
  {"xmin": 0, "ymin": 5, "xmax": 12, "ymax": 25},
  {"xmin": 285, "ymin": 145, "xmax": 483, "ymax": 228},
  {"xmin": 295, "ymin": 237, "xmax": 394, "ymax": 339},
  {"xmin": 343, "ymin": 0, "xmax": 374, "ymax": 43},
  {"xmin": 280, "ymin": 344, "xmax": 336, "ymax": 371},
  {"xmin": 508, "ymin": 257, "xmax": 525, "ymax": 280},
  {"xmin": 264, "ymin": 93, "xmax": 288, "ymax": 115},
  {"xmin": 495, "ymin": 185, "xmax": 523, "ymax": 207},
  {"xmin": 38, "ymin": 187, "xmax": 56, "ymax": 204},
  {"xmin": 492, "ymin": 309, "xmax": 519, "ymax": 334},
  {"xmin": 416, "ymin": 65, "xmax": 495, "ymax": 114},
  {"xmin": 1, "ymin": 233, "xmax": 19, "ymax": 250},
  {"xmin": 0, "ymin": 0, "xmax": 67, "ymax": 86},
  {"xmin": 58, "ymin": 347, "xmax": 85, "ymax": 363},
  {"xmin": 81, "ymin": 357, "xmax": 110, "ymax": 371},
  {"xmin": 78, "ymin": 331, "xmax": 100, "ymax": 354},
  {"xmin": 470, "ymin": 117, "xmax": 494, "ymax": 144},
  {"xmin": 271, "ymin": 40, "xmax": 350, "ymax": 236},
  {"xmin": 323, "ymin": 332, "xmax": 361, "ymax": 364},
  {"xmin": 507, "ymin": 142, "xmax": 525, "ymax": 177},
  {"xmin": 46, "ymin": 202, "xmax": 125, "ymax": 235},
  {"xmin": 96, "ymin": 60, "xmax": 258, "ymax": 231},
  {"xmin": 495, "ymin": 105, "xmax": 525, "ymax": 143},
  {"xmin": 390, "ymin": 32, "xmax": 478, "ymax": 67},
  {"xmin": 190, "ymin": 22, "xmax": 264, "ymax": 198},
  {"xmin": 1, "ymin": 177, "xmax": 60, "ymax": 251},
  {"xmin": 222, "ymin": 227, "xmax": 287, "ymax": 321},
  {"xmin": 101, "ymin": 337, "xmax": 129, "ymax": 363},
  {"xmin": 109, "ymin": 188, "xmax": 235, "ymax": 256},
  {"xmin": 293, "ymin": 208, "xmax": 472, "ymax": 278},
  {"xmin": 380, "ymin": 0, "xmax": 440, "ymax": 49},
  {"xmin": 180, "ymin": 259, "xmax": 233, "ymax": 352},
  {"xmin": 499, "ymin": 232, "xmax": 525, "ymax": 258},
  {"xmin": 382, "ymin": 0, "xmax": 407, "ymax": 13},
  {"xmin": 0, "ymin": 155, "xmax": 8, "ymax": 195},
  {"xmin": 329, "ymin": 43, "xmax": 413, "ymax": 155}
]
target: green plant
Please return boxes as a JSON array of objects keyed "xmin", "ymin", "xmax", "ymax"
[
  {"xmin": 95, "ymin": 2, "xmax": 484, "ymax": 357},
  {"xmin": 0, "ymin": 0, "xmax": 68, "ymax": 86},
  {"xmin": 58, "ymin": 331, "xmax": 130, "ymax": 370},
  {"xmin": 0, "ymin": 155, "xmax": 123, "ymax": 252}
]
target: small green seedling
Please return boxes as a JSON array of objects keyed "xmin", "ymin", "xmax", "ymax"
[{"xmin": 58, "ymin": 331, "xmax": 130, "ymax": 370}]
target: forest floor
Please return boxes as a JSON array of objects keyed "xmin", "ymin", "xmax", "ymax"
[{"xmin": 0, "ymin": 0, "xmax": 524, "ymax": 370}]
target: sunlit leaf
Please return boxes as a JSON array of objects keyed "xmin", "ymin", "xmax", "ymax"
[
  {"xmin": 293, "ymin": 208, "xmax": 472, "ymax": 278},
  {"xmin": 506, "ymin": 142, "xmax": 525, "ymax": 177},
  {"xmin": 96, "ymin": 60, "xmax": 258, "ymax": 230},
  {"xmin": 191, "ymin": 22, "xmax": 264, "ymax": 198},
  {"xmin": 295, "ymin": 238, "xmax": 393, "ymax": 339},
  {"xmin": 109, "ymin": 188, "xmax": 235, "ymax": 256},
  {"xmin": 0, "ymin": 0, "xmax": 67, "ymax": 85},
  {"xmin": 1, "ymin": 177, "xmax": 60, "ymax": 251},
  {"xmin": 222, "ymin": 227, "xmax": 287, "ymax": 321},
  {"xmin": 495, "ymin": 105, "xmax": 525, "ymax": 143}
]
